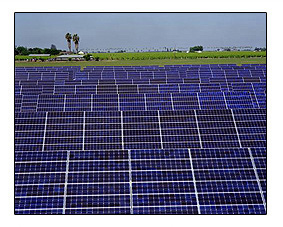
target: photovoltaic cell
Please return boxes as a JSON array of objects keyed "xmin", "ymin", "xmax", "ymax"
[{"xmin": 14, "ymin": 64, "xmax": 266, "ymax": 214}]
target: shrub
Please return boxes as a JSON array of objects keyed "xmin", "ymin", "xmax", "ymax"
[{"xmin": 83, "ymin": 54, "xmax": 91, "ymax": 61}]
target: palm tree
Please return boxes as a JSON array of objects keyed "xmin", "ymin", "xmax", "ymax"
[
  {"xmin": 65, "ymin": 33, "xmax": 72, "ymax": 53},
  {"xmin": 73, "ymin": 34, "xmax": 80, "ymax": 53}
]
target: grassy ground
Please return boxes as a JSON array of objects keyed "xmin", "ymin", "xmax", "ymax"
[
  {"xmin": 89, "ymin": 51, "xmax": 266, "ymax": 60},
  {"xmin": 15, "ymin": 51, "xmax": 266, "ymax": 61},
  {"xmin": 15, "ymin": 57, "xmax": 266, "ymax": 68}
]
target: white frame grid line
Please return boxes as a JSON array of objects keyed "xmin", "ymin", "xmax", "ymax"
[
  {"xmin": 15, "ymin": 203, "xmax": 266, "ymax": 213},
  {"xmin": 15, "ymin": 178, "xmax": 266, "ymax": 189},
  {"xmin": 15, "ymin": 178, "xmax": 264, "ymax": 187},
  {"xmin": 91, "ymin": 94, "xmax": 93, "ymax": 112},
  {"xmin": 196, "ymin": 93, "xmax": 201, "ymax": 110},
  {"xmin": 188, "ymin": 148, "xmax": 201, "ymax": 214},
  {"xmin": 62, "ymin": 150, "xmax": 70, "ymax": 214},
  {"xmin": 82, "ymin": 111, "xmax": 86, "ymax": 151},
  {"xmin": 118, "ymin": 94, "xmax": 120, "ymax": 111},
  {"xmin": 252, "ymin": 84, "xmax": 260, "ymax": 108},
  {"xmin": 15, "ymin": 190, "xmax": 265, "ymax": 200},
  {"xmin": 231, "ymin": 109, "xmax": 243, "ymax": 148},
  {"xmin": 194, "ymin": 110, "xmax": 203, "ymax": 149},
  {"xmin": 121, "ymin": 111, "xmax": 124, "ymax": 150},
  {"xmin": 35, "ymin": 95, "xmax": 39, "ymax": 112},
  {"xmin": 144, "ymin": 93, "xmax": 147, "ymax": 111},
  {"xmin": 63, "ymin": 94, "xmax": 66, "ymax": 112},
  {"xmin": 128, "ymin": 150, "xmax": 134, "ymax": 214},
  {"xmin": 42, "ymin": 112, "xmax": 48, "ymax": 152},
  {"xmin": 157, "ymin": 110, "xmax": 164, "ymax": 149},
  {"xmin": 15, "ymin": 156, "xmax": 266, "ymax": 165},
  {"xmin": 223, "ymin": 93, "xmax": 228, "ymax": 109},
  {"xmin": 170, "ymin": 93, "xmax": 174, "ymax": 110},
  {"xmin": 15, "ymin": 167, "xmax": 264, "ymax": 175},
  {"xmin": 248, "ymin": 148, "xmax": 266, "ymax": 212}
]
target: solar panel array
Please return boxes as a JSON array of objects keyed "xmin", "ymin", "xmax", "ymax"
[{"xmin": 15, "ymin": 64, "xmax": 266, "ymax": 214}]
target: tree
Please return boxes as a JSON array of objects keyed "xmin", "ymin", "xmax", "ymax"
[
  {"xmin": 65, "ymin": 33, "xmax": 72, "ymax": 52},
  {"xmin": 73, "ymin": 34, "xmax": 80, "ymax": 53},
  {"xmin": 83, "ymin": 53, "xmax": 91, "ymax": 61},
  {"xmin": 16, "ymin": 46, "xmax": 29, "ymax": 55},
  {"xmin": 51, "ymin": 44, "xmax": 57, "ymax": 50},
  {"xmin": 190, "ymin": 46, "xmax": 203, "ymax": 52}
]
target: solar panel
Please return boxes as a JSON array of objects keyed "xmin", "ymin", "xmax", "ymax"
[{"xmin": 14, "ymin": 64, "xmax": 266, "ymax": 214}]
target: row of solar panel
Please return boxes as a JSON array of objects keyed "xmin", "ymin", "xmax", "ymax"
[
  {"xmin": 15, "ymin": 67, "xmax": 266, "ymax": 74},
  {"xmin": 16, "ymin": 69, "xmax": 266, "ymax": 75},
  {"xmin": 15, "ymin": 147, "xmax": 266, "ymax": 214},
  {"xmin": 15, "ymin": 65, "xmax": 266, "ymax": 82},
  {"xmin": 15, "ymin": 158, "xmax": 266, "ymax": 173},
  {"xmin": 81, "ymin": 68, "xmax": 266, "ymax": 71},
  {"xmin": 15, "ymin": 77, "xmax": 266, "ymax": 86},
  {"xmin": 15, "ymin": 148, "xmax": 266, "ymax": 161},
  {"xmin": 15, "ymin": 109, "xmax": 266, "ymax": 151},
  {"xmin": 15, "ymin": 182, "xmax": 266, "ymax": 201},
  {"xmin": 15, "ymin": 194, "xmax": 265, "ymax": 211},
  {"xmin": 79, "ymin": 68, "xmax": 266, "ymax": 73},
  {"xmin": 14, "ymin": 92, "xmax": 265, "ymax": 112},
  {"xmin": 15, "ymin": 169, "xmax": 266, "ymax": 185},
  {"xmin": 15, "ymin": 205, "xmax": 266, "ymax": 214},
  {"xmin": 15, "ymin": 84, "xmax": 266, "ymax": 96},
  {"xmin": 15, "ymin": 84, "xmax": 266, "ymax": 98},
  {"xmin": 15, "ymin": 69, "xmax": 266, "ymax": 75}
]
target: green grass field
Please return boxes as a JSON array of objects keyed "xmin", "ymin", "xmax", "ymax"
[
  {"xmin": 89, "ymin": 51, "xmax": 266, "ymax": 60},
  {"xmin": 15, "ymin": 55, "xmax": 58, "ymax": 60},
  {"xmin": 15, "ymin": 57, "xmax": 266, "ymax": 68},
  {"xmin": 15, "ymin": 51, "xmax": 266, "ymax": 61}
]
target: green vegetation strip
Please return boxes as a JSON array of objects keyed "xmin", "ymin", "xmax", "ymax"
[
  {"xmin": 90, "ymin": 51, "xmax": 266, "ymax": 60},
  {"xmin": 15, "ymin": 51, "xmax": 266, "ymax": 61},
  {"xmin": 15, "ymin": 55, "xmax": 58, "ymax": 60},
  {"xmin": 15, "ymin": 57, "xmax": 266, "ymax": 68}
]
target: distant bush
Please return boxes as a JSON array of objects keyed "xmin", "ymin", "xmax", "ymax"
[
  {"xmin": 68, "ymin": 58, "xmax": 72, "ymax": 61},
  {"xmin": 190, "ymin": 46, "xmax": 204, "ymax": 52},
  {"xmin": 83, "ymin": 54, "xmax": 92, "ymax": 61}
]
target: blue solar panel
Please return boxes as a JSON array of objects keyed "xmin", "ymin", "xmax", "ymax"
[{"xmin": 14, "ymin": 64, "xmax": 266, "ymax": 214}]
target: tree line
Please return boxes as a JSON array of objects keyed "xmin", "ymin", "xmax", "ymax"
[
  {"xmin": 15, "ymin": 33, "xmax": 81, "ymax": 56},
  {"xmin": 15, "ymin": 45, "xmax": 62, "ymax": 56}
]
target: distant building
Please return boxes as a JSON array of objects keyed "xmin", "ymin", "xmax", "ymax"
[
  {"xmin": 56, "ymin": 55, "xmax": 84, "ymax": 61},
  {"xmin": 29, "ymin": 54, "xmax": 50, "ymax": 57}
]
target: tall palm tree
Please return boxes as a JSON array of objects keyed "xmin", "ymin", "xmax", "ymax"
[
  {"xmin": 73, "ymin": 34, "xmax": 80, "ymax": 53},
  {"xmin": 65, "ymin": 33, "xmax": 72, "ymax": 53}
]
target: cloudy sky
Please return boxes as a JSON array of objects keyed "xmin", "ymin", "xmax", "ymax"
[{"xmin": 15, "ymin": 13, "xmax": 266, "ymax": 50}]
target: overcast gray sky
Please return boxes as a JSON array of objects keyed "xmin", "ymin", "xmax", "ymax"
[{"xmin": 15, "ymin": 13, "xmax": 266, "ymax": 50}]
